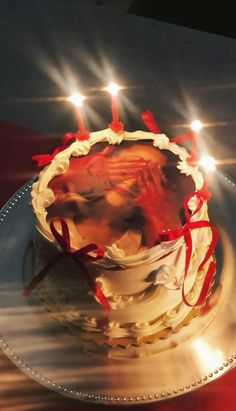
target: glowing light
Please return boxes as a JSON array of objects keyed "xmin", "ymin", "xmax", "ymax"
[
  {"xmin": 106, "ymin": 82, "xmax": 121, "ymax": 96},
  {"xmin": 199, "ymin": 155, "xmax": 216, "ymax": 172},
  {"xmin": 194, "ymin": 339, "xmax": 224, "ymax": 370},
  {"xmin": 191, "ymin": 119, "xmax": 203, "ymax": 132},
  {"xmin": 67, "ymin": 93, "xmax": 84, "ymax": 107}
]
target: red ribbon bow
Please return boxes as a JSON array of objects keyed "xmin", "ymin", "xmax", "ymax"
[
  {"xmin": 170, "ymin": 132, "xmax": 197, "ymax": 163},
  {"xmin": 141, "ymin": 110, "xmax": 161, "ymax": 134},
  {"xmin": 141, "ymin": 110, "xmax": 197, "ymax": 163},
  {"xmin": 22, "ymin": 218, "xmax": 110, "ymax": 327},
  {"xmin": 159, "ymin": 187, "xmax": 218, "ymax": 307},
  {"xmin": 32, "ymin": 130, "xmax": 89, "ymax": 167}
]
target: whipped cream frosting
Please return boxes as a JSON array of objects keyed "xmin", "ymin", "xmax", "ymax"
[{"xmin": 32, "ymin": 128, "xmax": 205, "ymax": 264}]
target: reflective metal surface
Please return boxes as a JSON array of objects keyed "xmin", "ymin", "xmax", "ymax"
[{"xmin": 0, "ymin": 175, "xmax": 235, "ymax": 405}]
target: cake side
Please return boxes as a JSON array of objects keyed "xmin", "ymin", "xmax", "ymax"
[
  {"xmin": 29, "ymin": 127, "xmax": 216, "ymax": 349},
  {"xmin": 34, "ymin": 223, "xmax": 214, "ymax": 347}
]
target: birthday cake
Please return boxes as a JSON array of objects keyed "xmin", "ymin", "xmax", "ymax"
[{"xmin": 28, "ymin": 111, "xmax": 218, "ymax": 355}]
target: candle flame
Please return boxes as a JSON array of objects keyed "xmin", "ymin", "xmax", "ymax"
[
  {"xmin": 67, "ymin": 93, "xmax": 84, "ymax": 107},
  {"xmin": 191, "ymin": 119, "xmax": 203, "ymax": 132},
  {"xmin": 106, "ymin": 82, "xmax": 121, "ymax": 96},
  {"xmin": 199, "ymin": 155, "xmax": 216, "ymax": 172}
]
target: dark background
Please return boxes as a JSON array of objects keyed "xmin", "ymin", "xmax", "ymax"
[
  {"xmin": 0, "ymin": 0, "xmax": 236, "ymax": 200},
  {"xmin": 0, "ymin": 0, "xmax": 236, "ymax": 184},
  {"xmin": 130, "ymin": 1, "xmax": 236, "ymax": 39}
]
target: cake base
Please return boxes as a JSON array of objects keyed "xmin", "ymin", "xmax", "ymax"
[
  {"xmin": 37, "ymin": 272, "xmax": 215, "ymax": 357},
  {"xmin": 33, "ymin": 216, "xmax": 215, "ymax": 356}
]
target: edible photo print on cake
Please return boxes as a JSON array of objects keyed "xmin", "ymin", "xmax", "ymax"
[{"xmin": 47, "ymin": 141, "xmax": 194, "ymax": 253}]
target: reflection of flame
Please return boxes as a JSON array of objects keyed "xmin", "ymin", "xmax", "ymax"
[{"xmin": 194, "ymin": 339, "xmax": 224, "ymax": 370}]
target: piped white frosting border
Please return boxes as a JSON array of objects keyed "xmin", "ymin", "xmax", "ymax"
[{"xmin": 32, "ymin": 128, "xmax": 206, "ymax": 266}]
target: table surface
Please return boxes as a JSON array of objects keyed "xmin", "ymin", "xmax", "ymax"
[{"xmin": 0, "ymin": 1, "xmax": 236, "ymax": 410}]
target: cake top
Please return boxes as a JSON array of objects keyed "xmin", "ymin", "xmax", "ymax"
[
  {"xmin": 26, "ymin": 110, "xmax": 218, "ymax": 311},
  {"xmin": 32, "ymin": 118, "xmax": 206, "ymax": 262},
  {"xmin": 46, "ymin": 140, "xmax": 194, "ymax": 252}
]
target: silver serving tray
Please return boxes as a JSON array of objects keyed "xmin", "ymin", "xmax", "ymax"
[{"xmin": 0, "ymin": 173, "xmax": 235, "ymax": 405}]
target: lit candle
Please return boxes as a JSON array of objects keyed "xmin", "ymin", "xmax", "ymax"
[
  {"xmin": 67, "ymin": 92, "xmax": 89, "ymax": 139},
  {"xmin": 199, "ymin": 155, "xmax": 216, "ymax": 172},
  {"xmin": 190, "ymin": 119, "xmax": 203, "ymax": 132},
  {"xmin": 106, "ymin": 82, "xmax": 123, "ymax": 133}
]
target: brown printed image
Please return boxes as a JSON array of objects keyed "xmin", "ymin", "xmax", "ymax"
[{"xmin": 47, "ymin": 141, "xmax": 194, "ymax": 253}]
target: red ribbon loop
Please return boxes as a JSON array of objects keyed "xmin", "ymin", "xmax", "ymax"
[
  {"xmin": 32, "ymin": 132, "xmax": 78, "ymax": 167},
  {"xmin": 141, "ymin": 110, "xmax": 198, "ymax": 163},
  {"xmin": 50, "ymin": 217, "xmax": 71, "ymax": 252},
  {"xmin": 159, "ymin": 187, "xmax": 218, "ymax": 307},
  {"xmin": 22, "ymin": 218, "xmax": 110, "ymax": 326},
  {"xmin": 170, "ymin": 131, "xmax": 197, "ymax": 163},
  {"xmin": 141, "ymin": 110, "xmax": 161, "ymax": 134}
]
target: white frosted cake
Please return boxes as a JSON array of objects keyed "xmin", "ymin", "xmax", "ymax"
[{"xmin": 29, "ymin": 122, "xmax": 217, "ymax": 354}]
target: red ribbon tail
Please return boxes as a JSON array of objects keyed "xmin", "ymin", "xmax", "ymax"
[
  {"xmin": 94, "ymin": 285, "xmax": 110, "ymax": 311},
  {"xmin": 71, "ymin": 255, "xmax": 110, "ymax": 327},
  {"xmin": 141, "ymin": 110, "xmax": 161, "ymax": 134},
  {"xmin": 50, "ymin": 218, "xmax": 71, "ymax": 252},
  {"xmin": 32, "ymin": 154, "xmax": 53, "ymax": 167},
  {"xmin": 160, "ymin": 189, "xmax": 218, "ymax": 309},
  {"xmin": 170, "ymin": 131, "xmax": 195, "ymax": 144},
  {"xmin": 170, "ymin": 131, "xmax": 197, "ymax": 163},
  {"xmin": 182, "ymin": 260, "xmax": 216, "ymax": 307},
  {"xmin": 198, "ymin": 180, "xmax": 212, "ymax": 201},
  {"xmin": 32, "ymin": 132, "xmax": 77, "ymax": 168},
  {"xmin": 61, "ymin": 132, "xmax": 77, "ymax": 144},
  {"xmin": 23, "ymin": 217, "xmax": 109, "ymax": 323},
  {"xmin": 199, "ymin": 225, "xmax": 219, "ymax": 270},
  {"xmin": 94, "ymin": 285, "xmax": 110, "ymax": 328},
  {"xmin": 22, "ymin": 253, "xmax": 64, "ymax": 297},
  {"xmin": 74, "ymin": 243, "xmax": 105, "ymax": 262},
  {"xmin": 195, "ymin": 260, "xmax": 216, "ymax": 305}
]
